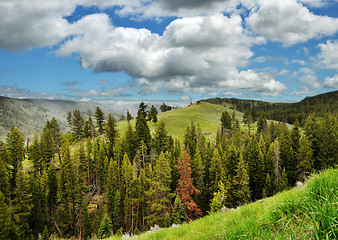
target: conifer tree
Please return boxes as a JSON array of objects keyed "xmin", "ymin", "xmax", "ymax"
[
  {"xmin": 176, "ymin": 151, "xmax": 202, "ymax": 220},
  {"xmin": 29, "ymin": 133, "xmax": 42, "ymax": 173},
  {"xmin": 121, "ymin": 153, "xmax": 133, "ymax": 231},
  {"xmin": 106, "ymin": 113, "xmax": 118, "ymax": 157},
  {"xmin": 233, "ymin": 154, "xmax": 250, "ymax": 206},
  {"xmin": 125, "ymin": 122, "xmax": 137, "ymax": 161},
  {"xmin": 152, "ymin": 121, "xmax": 169, "ymax": 155},
  {"xmin": 184, "ymin": 122, "xmax": 197, "ymax": 159},
  {"xmin": 146, "ymin": 152, "xmax": 172, "ymax": 226},
  {"xmin": 209, "ymin": 148, "xmax": 223, "ymax": 194},
  {"xmin": 277, "ymin": 168, "xmax": 288, "ymax": 192},
  {"xmin": 6, "ymin": 127, "xmax": 25, "ymax": 190},
  {"xmin": 220, "ymin": 111, "xmax": 232, "ymax": 131},
  {"xmin": 106, "ymin": 158, "xmax": 119, "ymax": 219},
  {"xmin": 262, "ymin": 173, "xmax": 274, "ymax": 198},
  {"xmin": 47, "ymin": 163, "xmax": 58, "ymax": 221},
  {"xmin": 149, "ymin": 105, "xmax": 158, "ymax": 123},
  {"xmin": 135, "ymin": 114, "xmax": 151, "ymax": 151},
  {"xmin": 40, "ymin": 127, "xmax": 54, "ymax": 169},
  {"xmin": 98, "ymin": 213, "xmax": 113, "ymax": 239},
  {"xmin": 72, "ymin": 109, "xmax": 85, "ymax": 140},
  {"xmin": 297, "ymin": 136, "xmax": 313, "ymax": 181},
  {"xmin": 126, "ymin": 110, "xmax": 133, "ymax": 122},
  {"xmin": 0, "ymin": 190, "xmax": 15, "ymax": 240},
  {"xmin": 171, "ymin": 194, "xmax": 186, "ymax": 224},
  {"xmin": 0, "ymin": 141, "xmax": 10, "ymax": 198},
  {"xmin": 95, "ymin": 106, "xmax": 105, "ymax": 135}
]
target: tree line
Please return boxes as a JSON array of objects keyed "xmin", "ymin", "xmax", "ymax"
[{"xmin": 0, "ymin": 102, "xmax": 337, "ymax": 239}]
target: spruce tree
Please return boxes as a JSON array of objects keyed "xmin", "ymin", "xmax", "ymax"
[
  {"xmin": 105, "ymin": 113, "xmax": 118, "ymax": 156},
  {"xmin": 152, "ymin": 121, "xmax": 169, "ymax": 155},
  {"xmin": 209, "ymin": 148, "xmax": 223, "ymax": 194},
  {"xmin": 0, "ymin": 141, "xmax": 10, "ymax": 198},
  {"xmin": 220, "ymin": 111, "xmax": 232, "ymax": 131},
  {"xmin": 97, "ymin": 213, "xmax": 113, "ymax": 239},
  {"xmin": 171, "ymin": 194, "xmax": 186, "ymax": 224},
  {"xmin": 126, "ymin": 110, "xmax": 133, "ymax": 122},
  {"xmin": 0, "ymin": 190, "xmax": 15, "ymax": 240},
  {"xmin": 233, "ymin": 154, "xmax": 250, "ymax": 206},
  {"xmin": 135, "ymin": 114, "xmax": 151, "ymax": 151},
  {"xmin": 297, "ymin": 136, "xmax": 313, "ymax": 181},
  {"xmin": 95, "ymin": 106, "xmax": 105, "ymax": 135},
  {"xmin": 72, "ymin": 109, "xmax": 84, "ymax": 140},
  {"xmin": 29, "ymin": 133, "xmax": 42, "ymax": 173},
  {"xmin": 146, "ymin": 152, "xmax": 172, "ymax": 226},
  {"xmin": 6, "ymin": 127, "xmax": 25, "ymax": 190}
]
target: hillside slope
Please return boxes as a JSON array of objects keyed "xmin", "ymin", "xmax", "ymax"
[
  {"xmin": 0, "ymin": 96, "xmax": 117, "ymax": 140},
  {"xmin": 108, "ymin": 168, "xmax": 337, "ymax": 240},
  {"xmin": 200, "ymin": 90, "xmax": 338, "ymax": 125},
  {"xmin": 117, "ymin": 102, "xmax": 243, "ymax": 141}
]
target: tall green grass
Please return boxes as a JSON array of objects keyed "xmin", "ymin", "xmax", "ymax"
[{"xmin": 106, "ymin": 168, "xmax": 337, "ymax": 240}]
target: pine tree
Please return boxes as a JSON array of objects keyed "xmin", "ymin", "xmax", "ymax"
[
  {"xmin": 184, "ymin": 122, "xmax": 197, "ymax": 159},
  {"xmin": 171, "ymin": 194, "xmax": 186, "ymax": 224},
  {"xmin": 220, "ymin": 111, "xmax": 232, "ymax": 131},
  {"xmin": 29, "ymin": 133, "xmax": 42, "ymax": 173},
  {"xmin": 152, "ymin": 121, "xmax": 169, "ymax": 155},
  {"xmin": 126, "ymin": 110, "xmax": 133, "ymax": 122},
  {"xmin": 95, "ymin": 106, "xmax": 105, "ymax": 135},
  {"xmin": 6, "ymin": 127, "xmax": 25, "ymax": 190},
  {"xmin": 0, "ymin": 190, "xmax": 16, "ymax": 240},
  {"xmin": 146, "ymin": 152, "xmax": 172, "ymax": 226},
  {"xmin": 297, "ymin": 136, "xmax": 313, "ymax": 181},
  {"xmin": 106, "ymin": 158, "xmax": 119, "ymax": 219},
  {"xmin": 233, "ymin": 154, "xmax": 250, "ymax": 206},
  {"xmin": 40, "ymin": 127, "xmax": 54, "ymax": 170},
  {"xmin": 72, "ymin": 109, "xmax": 84, "ymax": 140},
  {"xmin": 176, "ymin": 151, "xmax": 202, "ymax": 220},
  {"xmin": 106, "ymin": 113, "xmax": 118, "ymax": 153},
  {"xmin": 149, "ymin": 105, "xmax": 158, "ymax": 123},
  {"xmin": 125, "ymin": 122, "xmax": 137, "ymax": 160},
  {"xmin": 277, "ymin": 168, "xmax": 288, "ymax": 192},
  {"xmin": 262, "ymin": 173, "xmax": 274, "ymax": 198},
  {"xmin": 0, "ymin": 141, "xmax": 10, "ymax": 198},
  {"xmin": 209, "ymin": 148, "xmax": 223, "ymax": 194},
  {"xmin": 47, "ymin": 163, "xmax": 58, "ymax": 221},
  {"xmin": 97, "ymin": 213, "xmax": 113, "ymax": 239}
]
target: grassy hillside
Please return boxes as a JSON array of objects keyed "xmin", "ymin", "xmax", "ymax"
[
  {"xmin": 107, "ymin": 168, "xmax": 337, "ymax": 240},
  {"xmin": 117, "ymin": 102, "xmax": 243, "ymax": 142},
  {"xmin": 200, "ymin": 90, "xmax": 338, "ymax": 125},
  {"xmin": 0, "ymin": 96, "xmax": 117, "ymax": 140}
]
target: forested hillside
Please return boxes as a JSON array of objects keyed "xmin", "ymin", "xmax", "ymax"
[
  {"xmin": 0, "ymin": 98, "xmax": 336, "ymax": 239},
  {"xmin": 200, "ymin": 90, "xmax": 338, "ymax": 125},
  {"xmin": 0, "ymin": 96, "xmax": 118, "ymax": 140}
]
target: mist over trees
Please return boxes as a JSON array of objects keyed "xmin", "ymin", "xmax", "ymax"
[{"xmin": 0, "ymin": 99, "xmax": 337, "ymax": 239}]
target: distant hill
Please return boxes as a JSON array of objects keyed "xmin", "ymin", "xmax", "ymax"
[
  {"xmin": 0, "ymin": 96, "xmax": 118, "ymax": 140},
  {"xmin": 199, "ymin": 90, "xmax": 338, "ymax": 125},
  {"xmin": 117, "ymin": 101, "xmax": 243, "ymax": 142}
]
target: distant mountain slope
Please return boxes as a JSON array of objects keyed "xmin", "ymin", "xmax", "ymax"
[
  {"xmin": 0, "ymin": 96, "xmax": 117, "ymax": 140},
  {"xmin": 199, "ymin": 90, "xmax": 338, "ymax": 125},
  {"xmin": 117, "ymin": 102, "xmax": 243, "ymax": 141}
]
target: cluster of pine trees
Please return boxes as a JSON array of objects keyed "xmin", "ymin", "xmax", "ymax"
[{"xmin": 0, "ymin": 102, "xmax": 337, "ymax": 239}]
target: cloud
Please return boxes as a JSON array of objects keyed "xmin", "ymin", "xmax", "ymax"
[
  {"xmin": 324, "ymin": 74, "xmax": 338, "ymax": 89},
  {"xmin": 290, "ymin": 86, "xmax": 316, "ymax": 95},
  {"xmin": 299, "ymin": 0, "xmax": 336, "ymax": 8},
  {"xmin": 246, "ymin": 0, "xmax": 338, "ymax": 46},
  {"xmin": 0, "ymin": 86, "xmax": 73, "ymax": 100},
  {"xmin": 98, "ymin": 80, "xmax": 109, "ymax": 85},
  {"xmin": 62, "ymin": 81, "xmax": 79, "ymax": 87},
  {"xmin": 299, "ymin": 75, "xmax": 321, "ymax": 88},
  {"xmin": 68, "ymin": 86, "xmax": 131, "ymax": 98},
  {"xmin": 0, "ymin": 0, "xmax": 76, "ymax": 51},
  {"xmin": 318, "ymin": 40, "xmax": 338, "ymax": 70}
]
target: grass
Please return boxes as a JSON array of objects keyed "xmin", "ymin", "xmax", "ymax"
[
  {"xmin": 117, "ymin": 102, "xmax": 243, "ymax": 142},
  {"xmin": 106, "ymin": 168, "xmax": 337, "ymax": 240}
]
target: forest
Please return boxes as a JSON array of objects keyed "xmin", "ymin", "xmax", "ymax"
[{"xmin": 0, "ymin": 101, "xmax": 337, "ymax": 239}]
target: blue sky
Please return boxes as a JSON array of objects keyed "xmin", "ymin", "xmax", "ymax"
[{"xmin": 0, "ymin": 0, "xmax": 337, "ymax": 107}]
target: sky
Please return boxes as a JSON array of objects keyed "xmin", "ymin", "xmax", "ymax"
[{"xmin": 0, "ymin": 0, "xmax": 338, "ymax": 107}]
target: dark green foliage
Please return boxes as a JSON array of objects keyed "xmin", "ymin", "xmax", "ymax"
[
  {"xmin": 135, "ymin": 114, "xmax": 151, "ymax": 151},
  {"xmin": 6, "ymin": 127, "xmax": 25, "ymax": 190},
  {"xmin": 41, "ymin": 226, "xmax": 49, "ymax": 240},
  {"xmin": 160, "ymin": 102, "xmax": 172, "ymax": 113},
  {"xmin": 277, "ymin": 168, "xmax": 288, "ymax": 192},
  {"xmin": 171, "ymin": 194, "xmax": 186, "ymax": 224},
  {"xmin": 126, "ymin": 109, "xmax": 133, "ymax": 121},
  {"xmin": 148, "ymin": 105, "xmax": 158, "ymax": 123},
  {"xmin": 0, "ymin": 190, "xmax": 16, "ymax": 240},
  {"xmin": 71, "ymin": 109, "xmax": 84, "ymax": 140},
  {"xmin": 97, "ymin": 213, "xmax": 112, "ymax": 239},
  {"xmin": 233, "ymin": 154, "xmax": 250, "ymax": 206},
  {"xmin": 106, "ymin": 113, "xmax": 118, "ymax": 158},
  {"xmin": 0, "ymin": 142, "xmax": 10, "ymax": 198},
  {"xmin": 257, "ymin": 115, "xmax": 267, "ymax": 135},
  {"xmin": 220, "ymin": 111, "xmax": 232, "ymax": 130},
  {"xmin": 184, "ymin": 121, "xmax": 197, "ymax": 159},
  {"xmin": 152, "ymin": 121, "xmax": 169, "ymax": 155},
  {"xmin": 95, "ymin": 106, "xmax": 105, "ymax": 135}
]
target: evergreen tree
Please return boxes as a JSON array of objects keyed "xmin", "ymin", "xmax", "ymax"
[
  {"xmin": 0, "ymin": 141, "xmax": 10, "ymax": 198},
  {"xmin": 126, "ymin": 110, "xmax": 133, "ymax": 122},
  {"xmin": 220, "ymin": 111, "xmax": 232, "ymax": 131},
  {"xmin": 0, "ymin": 190, "xmax": 16, "ymax": 240},
  {"xmin": 149, "ymin": 105, "xmax": 158, "ymax": 123},
  {"xmin": 47, "ymin": 163, "xmax": 58, "ymax": 221},
  {"xmin": 146, "ymin": 152, "xmax": 172, "ymax": 227},
  {"xmin": 171, "ymin": 194, "xmax": 186, "ymax": 224},
  {"xmin": 209, "ymin": 148, "xmax": 223, "ymax": 194},
  {"xmin": 29, "ymin": 133, "xmax": 42, "ymax": 173},
  {"xmin": 72, "ymin": 109, "xmax": 84, "ymax": 140},
  {"xmin": 233, "ymin": 154, "xmax": 250, "ymax": 206},
  {"xmin": 40, "ymin": 127, "xmax": 54, "ymax": 170},
  {"xmin": 6, "ymin": 127, "xmax": 25, "ymax": 190},
  {"xmin": 95, "ymin": 106, "xmax": 105, "ymax": 135},
  {"xmin": 209, "ymin": 180, "xmax": 228, "ymax": 213},
  {"xmin": 262, "ymin": 173, "xmax": 274, "ymax": 198},
  {"xmin": 257, "ymin": 115, "xmax": 267, "ymax": 135},
  {"xmin": 152, "ymin": 121, "xmax": 169, "ymax": 155},
  {"xmin": 184, "ymin": 121, "xmax": 197, "ymax": 159},
  {"xmin": 277, "ymin": 168, "xmax": 288, "ymax": 192},
  {"xmin": 125, "ymin": 122, "xmax": 137, "ymax": 161},
  {"xmin": 135, "ymin": 113, "xmax": 151, "ymax": 151},
  {"xmin": 106, "ymin": 158, "xmax": 119, "ymax": 219},
  {"xmin": 176, "ymin": 151, "xmax": 202, "ymax": 220},
  {"xmin": 106, "ymin": 113, "xmax": 118, "ymax": 157},
  {"xmin": 242, "ymin": 110, "xmax": 253, "ymax": 134},
  {"xmin": 97, "ymin": 213, "xmax": 112, "ymax": 239},
  {"xmin": 297, "ymin": 136, "xmax": 313, "ymax": 181}
]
